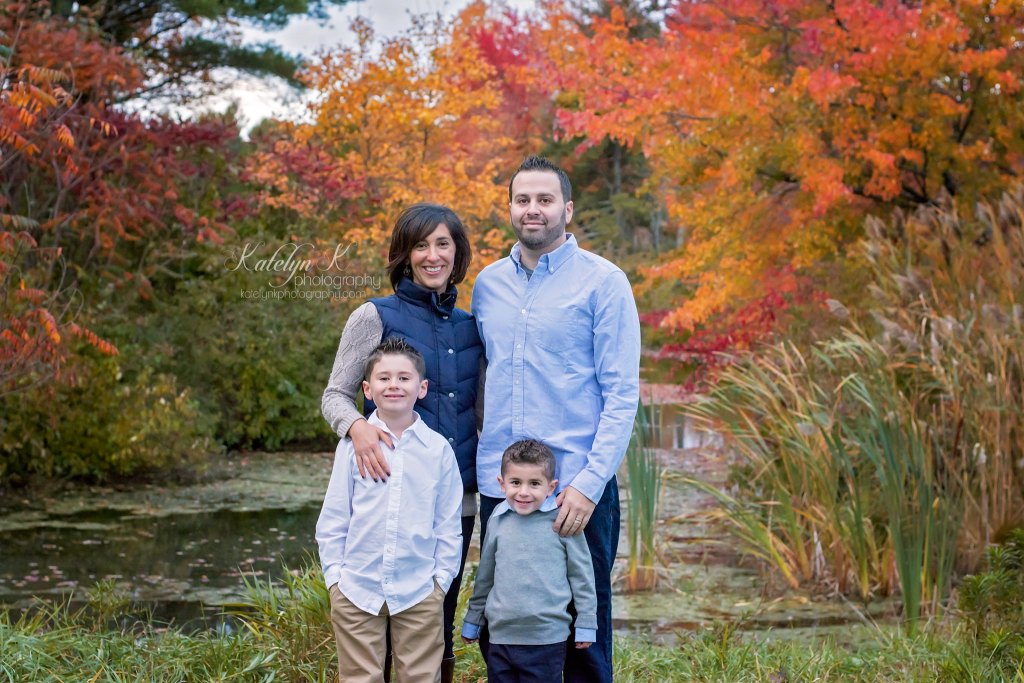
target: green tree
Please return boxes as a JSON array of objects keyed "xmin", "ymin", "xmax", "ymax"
[{"xmin": 52, "ymin": 0, "xmax": 352, "ymax": 100}]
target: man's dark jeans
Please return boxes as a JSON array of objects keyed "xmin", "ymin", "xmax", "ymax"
[
  {"xmin": 486, "ymin": 642, "xmax": 565, "ymax": 683},
  {"xmin": 479, "ymin": 476, "xmax": 619, "ymax": 683}
]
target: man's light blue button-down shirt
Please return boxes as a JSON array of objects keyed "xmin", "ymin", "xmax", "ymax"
[{"xmin": 471, "ymin": 234, "xmax": 641, "ymax": 503}]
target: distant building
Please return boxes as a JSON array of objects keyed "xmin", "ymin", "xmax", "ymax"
[{"xmin": 638, "ymin": 381, "xmax": 722, "ymax": 451}]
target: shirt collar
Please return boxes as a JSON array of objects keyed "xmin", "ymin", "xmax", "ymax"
[
  {"xmin": 491, "ymin": 494, "xmax": 559, "ymax": 518},
  {"xmin": 509, "ymin": 233, "xmax": 578, "ymax": 275},
  {"xmin": 367, "ymin": 410, "xmax": 430, "ymax": 448}
]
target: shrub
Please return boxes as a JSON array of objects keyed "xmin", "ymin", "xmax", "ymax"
[
  {"xmin": 119, "ymin": 255, "xmax": 356, "ymax": 451},
  {"xmin": 941, "ymin": 529, "xmax": 1024, "ymax": 681},
  {"xmin": 0, "ymin": 356, "xmax": 219, "ymax": 481}
]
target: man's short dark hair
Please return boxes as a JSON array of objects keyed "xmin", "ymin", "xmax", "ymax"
[
  {"xmin": 365, "ymin": 337, "xmax": 426, "ymax": 382},
  {"xmin": 500, "ymin": 439, "xmax": 557, "ymax": 481},
  {"xmin": 508, "ymin": 157, "xmax": 572, "ymax": 204}
]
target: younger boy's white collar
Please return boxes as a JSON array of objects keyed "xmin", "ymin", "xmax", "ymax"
[
  {"xmin": 366, "ymin": 410, "xmax": 430, "ymax": 447},
  {"xmin": 491, "ymin": 494, "xmax": 559, "ymax": 518}
]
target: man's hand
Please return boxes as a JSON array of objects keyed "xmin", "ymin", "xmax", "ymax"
[
  {"xmin": 575, "ymin": 642, "xmax": 592, "ymax": 649},
  {"xmin": 348, "ymin": 418, "xmax": 392, "ymax": 481},
  {"xmin": 461, "ymin": 635, "xmax": 479, "ymax": 644},
  {"xmin": 553, "ymin": 486, "xmax": 597, "ymax": 537}
]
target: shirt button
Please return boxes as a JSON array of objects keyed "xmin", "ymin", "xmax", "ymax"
[
  {"xmin": 448, "ymin": 392, "xmax": 454, "ymax": 398},
  {"xmin": 514, "ymin": 416, "xmax": 520, "ymax": 421},
  {"xmin": 515, "ymin": 380, "xmax": 520, "ymax": 385},
  {"xmin": 443, "ymin": 315, "xmax": 449, "ymax": 319},
  {"xmin": 521, "ymin": 309, "xmax": 526, "ymax": 314},
  {"xmin": 448, "ymin": 437, "xmax": 455, "ymax": 444},
  {"xmin": 516, "ymin": 343, "xmax": 521, "ymax": 349},
  {"xmin": 448, "ymin": 349, "xmax": 454, "ymax": 354}
]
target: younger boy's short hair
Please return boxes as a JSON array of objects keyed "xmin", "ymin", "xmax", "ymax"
[
  {"xmin": 501, "ymin": 439, "xmax": 556, "ymax": 481},
  {"xmin": 364, "ymin": 337, "xmax": 426, "ymax": 381}
]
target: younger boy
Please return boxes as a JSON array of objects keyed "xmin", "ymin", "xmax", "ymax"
[
  {"xmin": 461, "ymin": 439, "xmax": 597, "ymax": 683},
  {"xmin": 317, "ymin": 337, "xmax": 463, "ymax": 683}
]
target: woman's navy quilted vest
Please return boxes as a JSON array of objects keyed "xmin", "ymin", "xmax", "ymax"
[{"xmin": 364, "ymin": 277, "xmax": 483, "ymax": 492}]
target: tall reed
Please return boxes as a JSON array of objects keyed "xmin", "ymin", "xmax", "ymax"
[
  {"xmin": 839, "ymin": 362, "xmax": 961, "ymax": 632},
  {"xmin": 861, "ymin": 188, "xmax": 1024, "ymax": 565},
  {"xmin": 682, "ymin": 342, "xmax": 880, "ymax": 599},
  {"xmin": 623, "ymin": 402, "xmax": 664, "ymax": 591},
  {"xmin": 682, "ymin": 186, "xmax": 1024, "ymax": 623}
]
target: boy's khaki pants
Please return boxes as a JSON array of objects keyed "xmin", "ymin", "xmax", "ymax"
[{"xmin": 329, "ymin": 582, "xmax": 444, "ymax": 683}]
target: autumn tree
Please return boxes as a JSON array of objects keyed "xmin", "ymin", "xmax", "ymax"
[
  {"xmin": 0, "ymin": 1, "xmax": 125, "ymax": 395},
  {"xmin": 249, "ymin": 6, "xmax": 522, "ymax": 293},
  {"xmin": 0, "ymin": 1, "xmax": 250, "ymax": 477},
  {"xmin": 550, "ymin": 0, "xmax": 1024, "ymax": 350}
]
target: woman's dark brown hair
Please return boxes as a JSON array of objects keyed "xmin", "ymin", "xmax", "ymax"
[{"xmin": 387, "ymin": 203, "xmax": 472, "ymax": 291}]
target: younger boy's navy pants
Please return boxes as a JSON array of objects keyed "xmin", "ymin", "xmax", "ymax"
[{"xmin": 486, "ymin": 642, "xmax": 565, "ymax": 683}]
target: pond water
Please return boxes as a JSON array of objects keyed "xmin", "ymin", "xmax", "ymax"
[
  {"xmin": 1, "ymin": 452, "xmax": 895, "ymax": 645},
  {"xmin": 0, "ymin": 454, "xmax": 332, "ymax": 628}
]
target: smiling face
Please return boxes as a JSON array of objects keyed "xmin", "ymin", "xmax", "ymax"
[
  {"xmin": 497, "ymin": 462, "xmax": 558, "ymax": 516},
  {"xmin": 509, "ymin": 170, "xmax": 573, "ymax": 253},
  {"xmin": 362, "ymin": 353, "xmax": 428, "ymax": 420},
  {"xmin": 409, "ymin": 223, "xmax": 456, "ymax": 294}
]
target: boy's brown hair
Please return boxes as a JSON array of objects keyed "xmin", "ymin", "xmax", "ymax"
[
  {"xmin": 364, "ymin": 337, "xmax": 427, "ymax": 382},
  {"xmin": 500, "ymin": 439, "xmax": 556, "ymax": 481}
]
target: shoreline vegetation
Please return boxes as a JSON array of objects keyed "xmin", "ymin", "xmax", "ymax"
[{"xmin": 2, "ymin": 546, "xmax": 1021, "ymax": 683}]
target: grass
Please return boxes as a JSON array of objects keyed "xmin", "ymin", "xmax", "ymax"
[{"xmin": 2, "ymin": 563, "xmax": 1022, "ymax": 683}]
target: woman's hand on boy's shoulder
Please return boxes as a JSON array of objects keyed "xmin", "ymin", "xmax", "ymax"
[{"xmin": 349, "ymin": 418, "xmax": 393, "ymax": 481}]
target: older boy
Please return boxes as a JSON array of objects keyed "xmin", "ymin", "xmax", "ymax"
[
  {"xmin": 317, "ymin": 337, "xmax": 463, "ymax": 683},
  {"xmin": 461, "ymin": 440, "xmax": 597, "ymax": 683}
]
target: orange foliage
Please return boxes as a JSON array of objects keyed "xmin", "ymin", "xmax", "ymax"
[
  {"xmin": 248, "ymin": 5, "xmax": 530, "ymax": 293},
  {"xmin": 0, "ymin": 2, "xmax": 245, "ymax": 393},
  {"xmin": 550, "ymin": 0, "xmax": 1024, "ymax": 332}
]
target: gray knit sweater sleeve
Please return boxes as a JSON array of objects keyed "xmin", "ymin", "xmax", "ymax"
[
  {"xmin": 563, "ymin": 532, "xmax": 598, "ymax": 632},
  {"xmin": 321, "ymin": 302, "xmax": 382, "ymax": 438}
]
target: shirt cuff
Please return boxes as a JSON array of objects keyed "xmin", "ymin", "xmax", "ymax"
[
  {"xmin": 575, "ymin": 628, "xmax": 597, "ymax": 643},
  {"xmin": 567, "ymin": 468, "xmax": 606, "ymax": 504},
  {"xmin": 461, "ymin": 622, "xmax": 482, "ymax": 639}
]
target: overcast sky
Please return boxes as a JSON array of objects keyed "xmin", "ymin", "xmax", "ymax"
[{"xmin": 183, "ymin": 0, "xmax": 533, "ymax": 132}]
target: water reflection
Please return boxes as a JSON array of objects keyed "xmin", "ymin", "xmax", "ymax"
[{"xmin": 0, "ymin": 505, "xmax": 321, "ymax": 606}]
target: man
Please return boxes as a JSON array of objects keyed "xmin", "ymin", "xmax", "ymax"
[{"xmin": 471, "ymin": 156, "xmax": 641, "ymax": 682}]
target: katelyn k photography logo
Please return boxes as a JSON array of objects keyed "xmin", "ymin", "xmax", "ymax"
[{"xmin": 224, "ymin": 241, "xmax": 382, "ymax": 301}]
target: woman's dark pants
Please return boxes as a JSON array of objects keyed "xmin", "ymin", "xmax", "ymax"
[
  {"xmin": 444, "ymin": 514, "xmax": 476, "ymax": 658},
  {"xmin": 478, "ymin": 477, "xmax": 619, "ymax": 683}
]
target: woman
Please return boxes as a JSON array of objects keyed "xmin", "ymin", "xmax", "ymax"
[{"xmin": 322, "ymin": 203, "xmax": 484, "ymax": 683}]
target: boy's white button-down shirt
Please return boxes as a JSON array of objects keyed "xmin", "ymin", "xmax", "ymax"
[{"xmin": 316, "ymin": 410, "xmax": 464, "ymax": 616}]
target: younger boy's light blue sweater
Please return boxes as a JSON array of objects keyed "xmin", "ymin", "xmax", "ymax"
[{"xmin": 462, "ymin": 501, "xmax": 597, "ymax": 645}]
